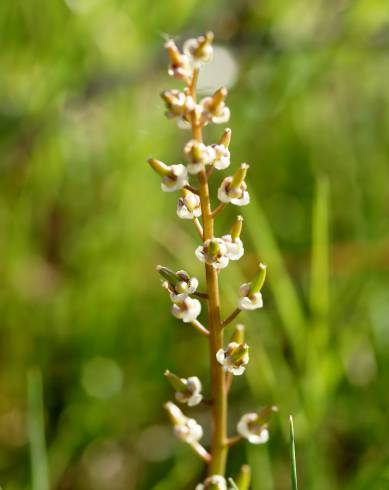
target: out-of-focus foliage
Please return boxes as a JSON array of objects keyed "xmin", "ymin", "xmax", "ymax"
[{"xmin": 1, "ymin": 0, "xmax": 388, "ymax": 489}]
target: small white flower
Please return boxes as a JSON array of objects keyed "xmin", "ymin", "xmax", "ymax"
[
  {"xmin": 217, "ymin": 176, "xmax": 249, "ymax": 206},
  {"xmin": 171, "ymin": 297, "xmax": 201, "ymax": 323},
  {"xmin": 212, "ymin": 144, "xmax": 231, "ymax": 170},
  {"xmin": 200, "ymin": 96, "xmax": 230, "ymax": 125},
  {"xmin": 165, "ymin": 402, "xmax": 203, "ymax": 444},
  {"xmin": 177, "ymin": 191, "xmax": 202, "ymax": 219},
  {"xmin": 161, "ymin": 89, "xmax": 195, "ymax": 129},
  {"xmin": 238, "ymin": 283, "xmax": 263, "ymax": 311},
  {"xmin": 216, "ymin": 342, "xmax": 249, "ymax": 376},
  {"xmin": 183, "ymin": 32, "xmax": 214, "ymax": 67},
  {"xmin": 174, "ymin": 416, "xmax": 203, "ymax": 444},
  {"xmin": 184, "ymin": 140, "xmax": 216, "ymax": 175},
  {"xmin": 221, "ymin": 234, "xmax": 244, "ymax": 261},
  {"xmin": 195, "ymin": 475, "xmax": 228, "ymax": 490},
  {"xmin": 237, "ymin": 413, "xmax": 270, "ymax": 445},
  {"xmin": 161, "ymin": 164, "xmax": 188, "ymax": 192},
  {"xmin": 195, "ymin": 238, "xmax": 229, "ymax": 270},
  {"xmin": 165, "ymin": 40, "xmax": 192, "ymax": 84},
  {"xmin": 162, "ymin": 269, "xmax": 199, "ymax": 302},
  {"xmin": 175, "ymin": 376, "xmax": 203, "ymax": 407}
]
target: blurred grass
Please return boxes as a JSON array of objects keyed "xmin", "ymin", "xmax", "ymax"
[{"xmin": 1, "ymin": 0, "xmax": 389, "ymax": 489}]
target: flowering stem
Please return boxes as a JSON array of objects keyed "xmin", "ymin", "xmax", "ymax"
[
  {"xmin": 222, "ymin": 308, "xmax": 241, "ymax": 328},
  {"xmin": 190, "ymin": 83, "xmax": 228, "ymax": 476},
  {"xmin": 211, "ymin": 202, "xmax": 228, "ymax": 219},
  {"xmin": 191, "ymin": 319, "xmax": 210, "ymax": 337},
  {"xmin": 193, "ymin": 217, "xmax": 204, "ymax": 239}
]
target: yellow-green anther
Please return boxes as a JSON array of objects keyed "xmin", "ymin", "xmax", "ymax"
[
  {"xmin": 195, "ymin": 31, "xmax": 214, "ymax": 57},
  {"xmin": 165, "ymin": 40, "xmax": 182, "ymax": 66},
  {"xmin": 164, "ymin": 370, "xmax": 188, "ymax": 393},
  {"xmin": 256, "ymin": 405, "xmax": 278, "ymax": 426},
  {"xmin": 230, "ymin": 343, "xmax": 249, "ymax": 363},
  {"xmin": 219, "ymin": 128, "xmax": 232, "ymax": 148},
  {"xmin": 208, "ymin": 239, "xmax": 221, "ymax": 258},
  {"xmin": 210, "ymin": 87, "xmax": 227, "ymax": 110},
  {"xmin": 156, "ymin": 265, "xmax": 179, "ymax": 286},
  {"xmin": 248, "ymin": 262, "xmax": 267, "ymax": 295},
  {"xmin": 148, "ymin": 158, "xmax": 171, "ymax": 177},
  {"xmin": 230, "ymin": 163, "xmax": 249, "ymax": 190},
  {"xmin": 231, "ymin": 215, "xmax": 243, "ymax": 242},
  {"xmin": 236, "ymin": 465, "xmax": 252, "ymax": 490},
  {"xmin": 230, "ymin": 324, "xmax": 245, "ymax": 344}
]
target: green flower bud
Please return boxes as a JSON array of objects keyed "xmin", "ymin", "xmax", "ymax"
[
  {"xmin": 231, "ymin": 215, "xmax": 243, "ymax": 242},
  {"xmin": 248, "ymin": 263, "xmax": 267, "ymax": 296},
  {"xmin": 230, "ymin": 163, "xmax": 249, "ymax": 191},
  {"xmin": 219, "ymin": 128, "xmax": 231, "ymax": 148},
  {"xmin": 230, "ymin": 324, "xmax": 245, "ymax": 345},
  {"xmin": 148, "ymin": 158, "xmax": 171, "ymax": 177},
  {"xmin": 164, "ymin": 370, "xmax": 188, "ymax": 393}
]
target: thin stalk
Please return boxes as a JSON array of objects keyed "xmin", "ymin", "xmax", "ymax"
[
  {"xmin": 191, "ymin": 319, "xmax": 210, "ymax": 336},
  {"xmin": 190, "ymin": 71, "xmax": 228, "ymax": 476},
  {"xmin": 211, "ymin": 202, "xmax": 228, "ymax": 219},
  {"xmin": 193, "ymin": 217, "xmax": 204, "ymax": 239},
  {"xmin": 222, "ymin": 308, "xmax": 241, "ymax": 328}
]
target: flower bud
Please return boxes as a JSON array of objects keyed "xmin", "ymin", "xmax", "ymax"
[
  {"xmin": 157, "ymin": 265, "xmax": 179, "ymax": 286},
  {"xmin": 231, "ymin": 215, "xmax": 243, "ymax": 242},
  {"xmin": 164, "ymin": 370, "xmax": 188, "ymax": 392},
  {"xmin": 165, "ymin": 40, "xmax": 192, "ymax": 83},
  {"xmin": 249, "ymin": 263, "xmax": 267, "ymax": 295},
  {"xmin": 230, "ymin": 323, "xmax": 245, "ymax": 345},
  {"xmin": 219, "ymin": 128, "xmax": 232, "ymax": 148}
]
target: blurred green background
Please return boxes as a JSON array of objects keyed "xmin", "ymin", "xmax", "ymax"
[{"xmin": 1, "ymin": 0, "xmax": 389, "ymax": 489}]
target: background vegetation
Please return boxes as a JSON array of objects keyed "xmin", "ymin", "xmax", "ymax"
[{"xmin": 1, "ymin": 0, "xmax": 388, "ymax": 488}]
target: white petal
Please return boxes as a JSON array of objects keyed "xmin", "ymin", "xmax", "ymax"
[
  {"xmin": 229, "ymin": 365, "xmax": 246, "ymax": 375},
  {"xmin": 216, "ymin": 348, "xmax": 226, "ymax": 366},
  {"xmin": 195, "ymin": 245, "xmax": 206, "ymax": 263},
  {"xmin": 212, "ymin": 107, "xmax": 230, "ymax": 124},
  {"xmin": 230, "ymin": 191, "xmax": 250, "ymax": 206}
]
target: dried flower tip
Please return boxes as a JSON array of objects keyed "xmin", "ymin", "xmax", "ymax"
[
  {"xmin": 160, "ymin": 89, "xmax": 195, "ymax": 128},
  {"xmin": 165, "ymin": 371, "xmax": 203, "ymax": 407},
  {"xmin": 238, "ymin": 283, "xmax": 263, "ymax": 311},
  {"xmin": 217, "ymin": 164, "xmax": 250, "ymax": 206},
  {"xmin": 249, "ymin": 262, "xmax": 267, "ymax": 295},
  {"xmin": 183, "ymin": 32, "xmax": 214, "ymax": 67},
  {"xmin": 237, "ymin": 412, "xmax": 270, "ymax": 445},
  {"xmin": 230, "ymin": 323, "xmax": 245, "ymax": 345},
  {"xmin": 211, "ymin": 143, "xmax": 231, "ymax": 170},
  {"xmin": 221, "ymin": 234, "xmax": 244, "ymax": 261},
  {"xmin": 184, "ymin": 140, "xmax": 216, "ymax": 174},
  {"xmin": 216, "ymin": 342, "xmax": 249, "ymax": 375},
  {"xmin": 165, "ymin": 39, "xmax": 192, "ymax": 83},
  {"xmin": 195, "ymin": 238, "xmax": 229, "ymax": 269},
  {"xmin": 219, "ymin": 128, "xmax": 232, "ymax": 148},
  {"xmin": 161, "ymin": 268, "xmax": 198, "ymax": 302},
  {"xmin": 165, "ymin": 402, "xmax": 203, "ymax": 443},
  {"xmin": 177, "ymin": 189, "xmax": 202, "ymax": 219},
  {"xmin": 171, "ymin": 297, "xmax": 201, "ymax": 323},
  {"xmin": 196, "ymin": 475, "xmax": 228, "ymax": 490},
  {"xmin": 231, "ymin": 215, "xmax": 243, "ymax": 242},
  {"xmin": 200, "ymin": 87, "xmax": 230, "ymax": 124}
]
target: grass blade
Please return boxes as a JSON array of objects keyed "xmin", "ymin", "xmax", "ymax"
[
  {"xmin": 27, "ymin": 369, "xmax": 50, "ymax": 490},
  {"xmin": 289, "ymin": 415, "xmax": 299, "ymax": 490}
]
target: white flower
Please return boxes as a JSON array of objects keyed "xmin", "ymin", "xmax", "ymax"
[
  {"xmin": 237, "ymin": 413, "xmax": 270, "ymax": 445},
  {"xmin": 165, "ymin": 40, "xmax": 192, "ymax": 84},
  {"xmin": 162, "ymin": 269, "xmax": 199, "ymax": 302},
  {"xmin": 161, "ymin": 164, "xmax": 188, "ymax": 192},
  {"xmin": 165, "ymin": 402, "xmax": 203, "ymax": 444},
  {"xmin": 177, "ymin": 190, "xmax": 202, "ymax": 219},
  {"xmin": 171, "ymin": 297, "xmax": 201, "ymax": 323},
  {"xmin": 217, "ymin": 176, "xmax": 249, "ymax": 206},
  {"xmin": 212, "ymin": 144, "xmax": 231, "ymax": 170},
  {"xmin": 216, "ymin": 342, "xmax": 249, "ymax": 376},
  {"xmin": 183, "ymin": 32, "xmax": 214, "ymax": 67},
  {"xmin": 238, "ymin": 283, "xmax": 263, "ymax": 311},
  {"xmin": 195, "ymin": 475, "xmax": 227, "ymax": 490},
  {"xmin": 184, "ymin": 140, "xmax": 216, "ymax": 175},
  {"xmin": 221, "ymin": 234, "xmax": 244, "ymax": 261},
  {"xmin": 200, "ymin": 94, "xmax": 230, "ymax": 125},
  {"xmin": 175, "ymin": 376, "xmax": 203, "ymax": 407},
  {"xmin": 195, "ymin": 238, "xmax": 229, "ymax": 270},
  {"xmin": 161, "ymin": 89, "xmax": 195, "ymax": 129},
  {"xmin": 174, "ymin": 416, "xmax": 203, "ymax": 444}
]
